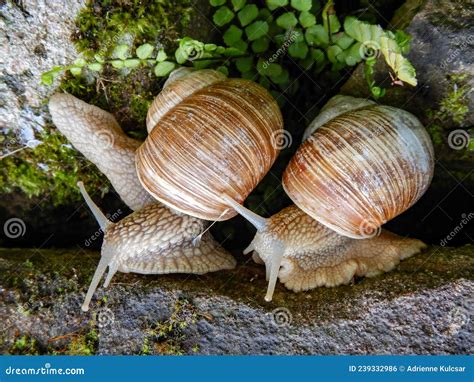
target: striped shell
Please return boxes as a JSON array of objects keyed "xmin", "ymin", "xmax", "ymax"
[
  {"xmin": 283, "ymin": 96, "xmax": 434, "ymax": 239},
  {"xmin": 136, "ymin": 69, "xmax": 283, "ymax": 221}
]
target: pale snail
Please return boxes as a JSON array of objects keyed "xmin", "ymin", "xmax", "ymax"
[
  {"xmin": 223, "ymin": 95, "xmax": 435, "ymax": 301},
  {"xmin": 49, "ymin": 68, "xmax": 283, "ymax": 311}
]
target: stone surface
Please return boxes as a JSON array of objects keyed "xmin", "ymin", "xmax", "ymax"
[
  {"xmin": 0, "ymin": 245, "xmax": 472, "ymax": 355},
  {"xmin": 0, "ymin": 0, "xmax": 86, "ymax": 140},
  {"xmin": 341, "ymin": 0, "xmax": 474, "ymax": 128}
]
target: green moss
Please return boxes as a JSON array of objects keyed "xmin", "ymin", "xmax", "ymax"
[
  {"xmin": 74, "ymin": 0, "xmax": 193, "ymax": 58},
  {"xmin": 10, "ymin": 335, "xmax": 40, "ymax": 355},
  {"xmin": 1, "ymin": 0, "xmax": 195, "ymax": 205},
  {"xmin": 0, "ymin": 129, "xmax": 107, "ymax": 206},
  {"xmin": 437, "ymin": 74, "xmax": 470, "ymax": 126},
  {"xmin": 143, "ymin": 297, "xmax": 198, "ymax": 355},
  {"xmin": 426, "ymin": 74, "xmax": 471, "ymax": 149},
  {"xmin": 66, "ymin": 329, "xmax": 99, "ymax": 355}
]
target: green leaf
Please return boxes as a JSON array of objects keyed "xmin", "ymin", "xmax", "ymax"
[
  {"xmin": 73, "ymin": 58, "xmax": 86, "ymax": 67},
  {"xmin": 238, "ymin": 4, "xmax": 258, "ymax": 26},
  {"xmin": 210, "ymin": 0, "xmax": 226, "ymax": 6},
  {"xmin": 154, "ymin": 61, "xmax": 176, "ymax": 76},
  {"xmin": 346, "ymin": 42, "xmax": 363, "ymax": 64},
  {"xmin": 291, "ymin": 0, "xmax": 312, "ymax": 11},
  {"xmin": 88, "ymin": 62, "xmax": 103, "ymax": 72},
  {"xmin": 111, "ymin": 60, "xmax": 125, "ymax": 69},
  {"xmin": 251, "ymin": 37, "xmax": 269, "ymax": 53},
  {"xmin": 204, "ymin": 43, "xmax": 218, "ymax": 51},
  {"xmin": 113, "ymin": 44, "xmax": 129, "ymax": 60},
  {"xmin": 136, "ymin": 43, "xmax": 154, "ymax": 59},
  {"xmin": 235, "ymin": 56, "xmax": 254, "ymax": 72},
  {"xmin": 230, "ymin": 39, "xmax": 249, "ymax": 52},
  {"xmin": 322, "ymin": 0, "xmax": 340, "ymax": 33},
  {"xmin": 123, "ymin": 59, "xmax": 140, "ymax": 68},
  {"xmin": 344, "ymin": 54, "xmax": 359, "ymax": 66},
  {"xmin": 69, "ymin": 67, "xmax": 82, "ymax": 76},
  {"xmin": 289, "ymin": 41, "xmax": 308, "ymax": 59},
  {"xmin": 394, "ymin": 30, "xmax": 411, "ymax": 54},
  {"xmin": 224, "ymin": 47, "xmax": 246, "ymax": 56},
  {"xmin": 94, "ymin": 54, "xmax": 105, "ymax": 64},
  {"xmin": 156, "ymin": 49, "xmax": 167, "ymax": 62},
  {"xmin": 223, "ymin": 25, "xmax": 243, "ymax": 46},
  {"xmin": 299, "ymin": 11, "xmax": 316, "ymax": 28},
  {"xmin": 379, "ymin": 35, "xmax": 417, "ymax": 86},
  {"xmin": 270, "ymin": 68, "xmax": 289, "ymax": 84},
  {"xmin": 216, "ymin": 65, "xmax": 229, "ymax": 76},
  {"xmin": 245, "ymin": 21, "xmax": 269, "ymax": 41},
  {"xmin": 327, "ymin": 45, "xmax": 342, "ymax": 64},
  {"xmin": 175, "ymin": 38, "xmax": 205, "ymax": 63},
  {"xmin": 333, "ymin": 32, "xmax": 354, "ymax": 50},
  {"xmin": 231, "ymin": 0, "xmax": 246, "ymax": 11},
  {"xmin": 305, "ymin": 24, "xmax": 328, "ymax": 46},
  {"xmin": 311, "ymin": 48, "xmax": 325, "ymax": 63},
  {"xmin": 258, "ymin": 8, "xmax": 273, "ymax": 22},
  {"xmin": 213, "ymin": 6, "xmax": 235, "ymax": 26},
  {"xmin": 343, "ymin": 16, "xmax": 384, "ymax": 43},
  {"xmin": 343, "ymin": 16, "xmax": 417, "ymax": 86},
  {"xmin": 291, "ymin": 28, "xmax": 305, "ymax": 42},
  {"xmin": 266, "ymin": 0, "xmax": 288, "ymax": 11},
  {"xmin": 324, "ymin": 14, "xmax": 340, "ymax": 33},
  {"xmin": 257, "ymin": 58, "xmax": 282, "ymax": 76},
  {"xmin": 276, "ymin": 12, "xmax": 298, "ymax": 29}
]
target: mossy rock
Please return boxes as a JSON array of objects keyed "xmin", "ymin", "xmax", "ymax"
[{"xmin": 1, "ymin": 246, "xmax": 472, "ymax": 354}]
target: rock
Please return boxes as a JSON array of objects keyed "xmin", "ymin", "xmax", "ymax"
[
  {"xmin": 340, "ymin": 0, "xmax": 474, "ymax": 128},
  {"xmin": 0, "ymin": 0, "xmax": 86, "ymax": 139},
  {"xmin": 0, "ymin": 246, "xmax": 472, "ymax": 354}
]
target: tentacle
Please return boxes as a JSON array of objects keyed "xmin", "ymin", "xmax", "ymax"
[
  {"xmin": 49, "ymin": 93, "xmax": 154, "ymax": 211},
  {"xmin": 264, "ymin": 240, "xmax": 285, "ymax": 302},
  {"xmin": 221, "ymin": 194, "xmax": 268, "ymax": 231},
  {"xmin": 77, "ymin": 181, "xmax": 110, "ymax": 231}
]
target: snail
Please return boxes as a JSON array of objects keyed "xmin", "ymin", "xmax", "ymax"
[
  {"xmin": 223, "ymin": 95, "xmax": 435, "ymax": 301},
  {"xmin": 49, "ymin": 68, "xmax": 283, "ymax": 311}
]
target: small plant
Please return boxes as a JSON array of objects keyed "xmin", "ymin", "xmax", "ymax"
[{"xmin": 42, "ymin": 0, "xmax": 416, "ymax": 101}]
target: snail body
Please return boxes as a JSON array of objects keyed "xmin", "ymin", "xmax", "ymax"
[
  {"xmin": 226, "ymin": 95, "xmax": 434, "ymax": 301},
  {"xmin": 49, "ymin": 69, "xmax": 283, "ymax": 311}
]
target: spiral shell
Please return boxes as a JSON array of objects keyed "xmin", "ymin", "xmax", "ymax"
[
  {"xmin": 283, "ymin": 96, "xmax": 434, "ymax": 239},
  {"xmin": 137, "ymin": 70, "xmax": 283, "ymax": 221}
]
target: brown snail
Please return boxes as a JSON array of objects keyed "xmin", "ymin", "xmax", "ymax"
[
  {"xmin": 48, "ymin": 69, "xmax": 283, "ymax": 311},
  {"xmin": 224, "ymin": 95, "xmax": 435, "ymax": 301}
]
